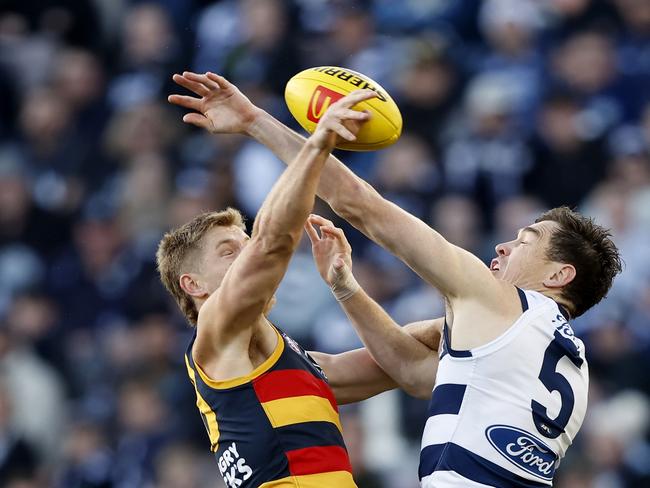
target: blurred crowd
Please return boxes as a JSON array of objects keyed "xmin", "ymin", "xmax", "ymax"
[{"xmin": 0, "ymin": 0, "xmax": 649, "ymax": 487}]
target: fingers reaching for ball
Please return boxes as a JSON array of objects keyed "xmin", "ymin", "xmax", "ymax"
[
  {"xmin": 309, "ymin": 90, "xmax": 377, "ymax": 150},
  {"xmin": 332, "ymin": 89, "xmax": 378, "ymax": 109}
]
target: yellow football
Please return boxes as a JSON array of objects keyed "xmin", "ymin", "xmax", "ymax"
[{"xmin": 285, "ymin": 66, "xmax": 402, "ymax": 151}]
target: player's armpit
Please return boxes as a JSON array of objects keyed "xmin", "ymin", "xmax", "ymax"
[{"xmin": 403, "ymin": 319, "xmax": 443, "ymax": 352}]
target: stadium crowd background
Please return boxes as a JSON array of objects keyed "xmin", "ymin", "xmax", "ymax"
[{"xmin": 0, "ymin": 0, "xmax": 649, "ymax": 487}]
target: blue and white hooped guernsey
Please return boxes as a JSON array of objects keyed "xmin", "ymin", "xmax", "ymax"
[{"xmin": 420, "ymin": 289, "xmax": 589, "ymax": 487}]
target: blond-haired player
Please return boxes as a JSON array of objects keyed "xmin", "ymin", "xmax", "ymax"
[{"xmin": 156, "ymin": 90, "xmax": 430, "ymax": 488}]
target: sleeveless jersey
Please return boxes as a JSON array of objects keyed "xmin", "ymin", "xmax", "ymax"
[
  {"xmin": 184, "ymin": 325, "xmax": 357, "ymax": 488},
  {"xmin": 420, "ymin": 289, "xmax": 589, "ymax": 487}
]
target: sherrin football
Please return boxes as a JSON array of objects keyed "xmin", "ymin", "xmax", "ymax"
[{"xmin": 285, "ymin": 66, "xmax": 402, "ymax": 151}]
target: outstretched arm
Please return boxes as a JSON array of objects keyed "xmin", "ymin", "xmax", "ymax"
[
  {"xmin": 310, "ymin": 320, "xmax": 441, "ymax": 404},
  {"xmin": 168, "ymin": 71, "xmax": 359, "ymax": 207},
  {"xmin": 195, "ymin": 91, "xmax": 376, "ymax": 354},
  {"xmin": 305, "ymin": 214, "xmax": 440, "ymax": 399},
  {"xmin": 169, "ymin": 72, "xmax": 508, "ymax": 306}
]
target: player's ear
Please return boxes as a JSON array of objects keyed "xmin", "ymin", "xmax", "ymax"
[
  {"xmin": 543, "ymin": 264, "xmax": 576, "ymax": 289},
  {"xmin": 180, "ymin": 273, "xmax": 209, "ymax": 298}
]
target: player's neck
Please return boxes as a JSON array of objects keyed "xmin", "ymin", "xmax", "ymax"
[{"xmin": 538, "ymin": 289, "xmax": 573, "ymax": 319}]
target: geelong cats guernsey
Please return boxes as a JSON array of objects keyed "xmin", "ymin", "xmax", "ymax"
[
  {"xmin": 420, "ymin": 289, "xmax": 588, "ymax": 487},
  {"xmin": 184, "ymin": 325, "xmax": 357, "ymax": 488}
]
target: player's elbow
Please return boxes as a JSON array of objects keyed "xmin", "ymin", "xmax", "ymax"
[
  {"xmin": 413, "ymin": 383, "xmax": 434, "ymax": 400},
  {"xmin": 334, "ymin": 180, "xmax": 381, "ymax": 228},
  {"xmin": 398, "ymin": 362, "xmax": 435, "ymax": 399},
  {"xmin": 402, "ymin": 379, "xmax": 434, "ymax": 400},
  {"xmin": 252, "ymin": 233, "xmax": 298, "ymax": 257}
]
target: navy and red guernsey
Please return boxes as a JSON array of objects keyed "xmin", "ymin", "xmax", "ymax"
[{"xmin": 184, "ymin": 325, "xmax": 357, "ymax": 488}]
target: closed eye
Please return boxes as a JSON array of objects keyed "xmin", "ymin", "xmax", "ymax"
[
  {"xmin": 516, "ymin": 226, "xmax": 541, "ymax": 246},
  {"xmin": 217, "ymin": 244, "xmax": 235, "ymax": 256}
]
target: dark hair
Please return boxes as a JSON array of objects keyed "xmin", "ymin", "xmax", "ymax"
[{"xmin": 536, "ymin": 206, "xmax": 622, "ymax": 318}]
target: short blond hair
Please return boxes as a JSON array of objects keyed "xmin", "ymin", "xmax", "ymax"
[{"xmin": 156, "ymin": 208, "xmax": 245, "ymax": 325}]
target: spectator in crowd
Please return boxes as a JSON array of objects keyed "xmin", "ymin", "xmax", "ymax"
[
  {"xmin": 394, "ymin": 37, "xmax": 460, "ymax": 152},
  {"xmin": 370, "ymin": 133, "xmax": 441, "ymax": 219},
  {"xmin": 0, "ymin": 326, "xmax": 66, "ymax": 465},
  {"xmin": 442, "ymin": 72, "xmax": 532, "ymax": 220},
  {"xmin": 0, "ymin": 380, "xmax": 38, "ymax": 486},
  {"xmin": 55, "ymin": 420, "xmax": 113, "ymax": 488},
  {"xmin": 476, "ymin": 0, "xmax": 544, "ymax": 127},
  {"xmin": 615, "ymin": 0, "xmax": 650, "ymax": 90},
  {"xmin": 525, "ymin": 92, "xmax": 609, "ymax": 208}
]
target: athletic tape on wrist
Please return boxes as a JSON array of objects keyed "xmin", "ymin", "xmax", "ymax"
[{"xmin": 330, "ymin": 266, "xmax": 360, "ymax": 302}]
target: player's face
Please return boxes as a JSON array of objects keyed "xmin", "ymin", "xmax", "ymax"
[
  {"xmin": 491, "ymin": 221, "xmax": 560, "ymax": 289},
  {"xmin": 198, "ymin": 225, "xmax": 250, "ymax": 294}
]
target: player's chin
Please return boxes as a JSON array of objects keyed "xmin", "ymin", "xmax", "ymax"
[{"xmin": 490, "ymin": 268, "xmax": 504, "ymax": 279}]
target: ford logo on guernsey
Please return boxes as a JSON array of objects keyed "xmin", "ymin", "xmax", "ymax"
[{"xmin": 486, "ymin": 425, "xmax": 557, "ymax": 481}]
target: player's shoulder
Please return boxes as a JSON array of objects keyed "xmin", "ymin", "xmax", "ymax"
[{"xmin": 482, "ymin": 280, "xmax": 530, "ymax": 318}]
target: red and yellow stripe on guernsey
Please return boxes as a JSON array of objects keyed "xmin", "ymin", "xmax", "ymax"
[{"xmin": 253, "ymin": 369, "xmax": 355, "ymax": 485}]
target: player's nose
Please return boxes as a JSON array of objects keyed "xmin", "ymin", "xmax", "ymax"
[{"xmin": 495, "ymin": 242, "xmax": 511, "ymax": 256}]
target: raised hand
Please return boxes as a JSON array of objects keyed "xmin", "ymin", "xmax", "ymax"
[
  {"xmin": 309, "ymin": 89, "xmax": 376, "ymax": 151},
  {"xmin": 168, "ymin": 71, "xmax": 261, "ymax": 134},
  {"xmin": 304, "ymin": 214, "xmax": 354, "ymax": 288}
]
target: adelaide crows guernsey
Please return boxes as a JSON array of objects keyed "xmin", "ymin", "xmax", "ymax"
[
  {"xmin": 184, "ymin": 325, "xmax": 357, "ymax": 488},
  {"xmin": 419, "ymin": 289, "xmax": 588, "ymax": 487}
]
